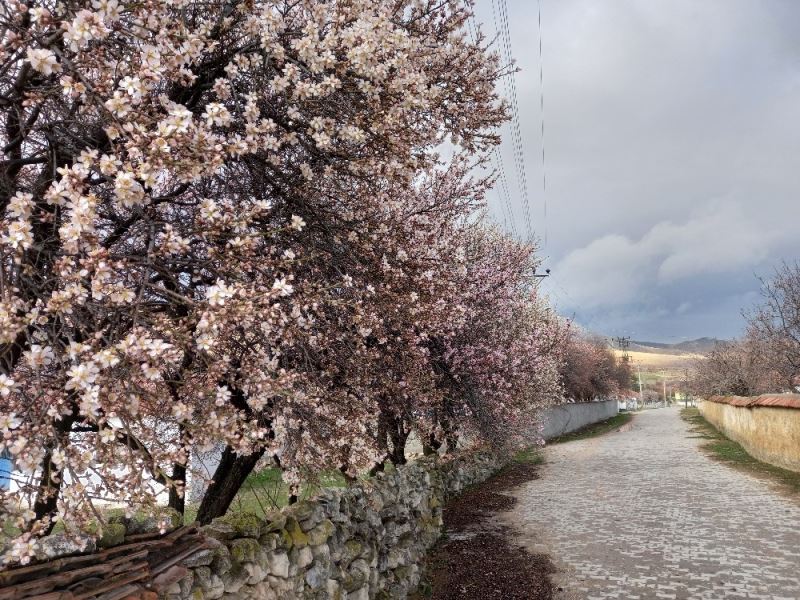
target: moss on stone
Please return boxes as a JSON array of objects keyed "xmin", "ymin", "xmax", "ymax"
[
  {"xmin": 261, "ymin": 512, "xmax": 287, "ymax": 534},
  {"xmin": 342, "ymin": 539, "xmax": 363, "ymax": 564},
  {"xmin": 289, "ymin": 500, "xmax": 316, "ymax": 521},
  {"xmin": 307, "ymin": 519, "xmax": 334, "ymax": 546},
  {"xmin": 108, "ymin": 507, "xmax": 182, "ymax": 536},
  {"xmin": 203, "ymin": 520, "xmax": 237, "ymax": 541},
  {"xmin": 228, "ymin": 537, "xmax": 261, "ymax": 564},
  {"xmin": 284, "ymin": 517, "xmax": 309, "ymax": 548},
  {"xmin": 217, "ymin": 512, "xmax": 262, "ymax": 538},
  {"xmin": 342, "ymin": 571, "xmax": 367, "ymax": 593},
  {"xmin": 190, "ymin": 588, "xmax": 205, "ymax": 600},
  {"xmin": 98, "ymin": 523, "xmax": 126, "ymax": 548},
  {"xmin": 279, "ymin": 527, "xmax": 294, "ymax": 550},
  {"xmin": 210, "ymin": 544, "xmax": 232, "ymax": 574}
]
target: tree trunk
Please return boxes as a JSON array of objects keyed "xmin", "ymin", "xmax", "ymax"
[
  {"xmin": 167, "ymin": 423, "xmax": 188, "ymax": 515},
  {"xmin": 33, "ymin": 413, "xmax": 77, "ymax": 532},
  {"xmin": 422, "ymin": 434, "xmax": 440, "ymax": 456},
  {"xmin": 168, "ymin": 461, "xmax": 187, "ymax": 516},
  {"xmin": 388, "ymin": 416, "xmax": 409, "ymax": 465},
  {"xmin": 368, "ymin": 461, "xmax": 386, "ymax": 477},
  {"xmin": 195, "ymin": 446, "xmax": 265, "ymax": 524}
]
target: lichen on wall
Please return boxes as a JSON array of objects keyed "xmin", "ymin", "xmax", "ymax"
[{"xmin": 162, "ymin": 452, "xmax": 504, "ymax": 600}]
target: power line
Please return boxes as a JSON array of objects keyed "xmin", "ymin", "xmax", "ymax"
[
  {"xmin": 537, "ymin": 0, "xmax": 548, "ymax": 248},
  {"xmin": 463, "ymin": 1, "xmax": 521, "ymax": 239},
  {"xmin": 494, "ymin": 148, "xmax": 520, "ymax": 238},
  {"xmin": 493, "ymin": 0, "xmax": 534, "ymax": 243},
  {"xmin": 463, "ymin": 0, "xmax": 548, "ymax": 248}
]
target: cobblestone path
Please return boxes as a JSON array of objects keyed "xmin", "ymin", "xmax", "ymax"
[{"xmin": 510, "ymin": 407, "xmax": 800, "ymax": 600}]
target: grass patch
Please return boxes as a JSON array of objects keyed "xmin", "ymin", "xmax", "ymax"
[
  {"xmin": 548, "ymin": 412, "xmax": 633, "ymax": 444},
  {"xmin": 512, "ymin": 447, "xmax": 545, "ymax": 465},
  {"xmin": 183, "ymin": 467, "xmax": 349, "ymax": 524},
  {"xmin": 681, "ymin": 407, "xmax": 800, "ymax": 496}
]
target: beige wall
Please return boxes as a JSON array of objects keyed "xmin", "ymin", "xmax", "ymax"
[{"xmin": 698, "ymin": 400, "xmax": 800, "ymax": 473}]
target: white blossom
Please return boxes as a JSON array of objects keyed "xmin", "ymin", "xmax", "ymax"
[
  {"xmin": 291, "ymin": 215, "xmax": 306, "ymax": 231},
  {"xmin": 25, "ymin": 48, "xmax": 60, "ymax": 75},
  {"xmin": 0, "ymin": 375, "xmax": 15, "ymax": 397}
]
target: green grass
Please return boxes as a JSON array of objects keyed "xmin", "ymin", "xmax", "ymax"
[
  {"xmin": 548, "ymin": 412, "xmax": 633, "ymax": 444},
  {"xmin": 183, "ymin": 467, "xmax": 349, "ymax": 523},
  {"xmin": 0, "ymin": 467, "xmax": 350, "ymax": 547},
  {"xmin": 681, "ymin": 408, "xmax": 800, "ymax": 496},
  {"xmin": 512, "ymin": 447, "xmax": 545, "ymax": 465}
]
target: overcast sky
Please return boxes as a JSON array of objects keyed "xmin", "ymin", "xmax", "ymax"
[{"xmin": 473, "ymin": 0, "xmax": 800, "ymax": 343}]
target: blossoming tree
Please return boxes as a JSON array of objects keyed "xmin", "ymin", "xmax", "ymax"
[
  {"xmin": 560, "ymin": 332, "xmax": 631, "ymax": 402},
  {"xmin": 0, "ymin": 0, "xmax": 566, "ymax": 565}
]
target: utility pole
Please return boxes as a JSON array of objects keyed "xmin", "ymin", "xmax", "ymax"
[
  {"xmin": 682, "ymin": 369, "xmax": 690, "ymax": 408},
  {"xmin": 613, "ymin": 336, "xmax": 631, "ymax": 362},
  {"xmin": 637, "ymin": 362, "xmax": 643, "ymax": 407}
]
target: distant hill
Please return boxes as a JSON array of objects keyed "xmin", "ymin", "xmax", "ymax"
[
  {"xmin": 610, "ymin": 337, "xmax": 720, "ymax": 374},
  {"xmin": 630, "ymin": 337, "xmax": 722, "ymax": 355}
]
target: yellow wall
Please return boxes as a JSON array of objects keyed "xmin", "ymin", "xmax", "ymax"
[{"xmin": 699, "ymin": 400, "xmax": 800, "ymax": 473}]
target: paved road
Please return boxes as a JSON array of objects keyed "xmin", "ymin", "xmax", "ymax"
[{"xmin": 509, "ymin": 407, "xmax": 800, "ymax": 600}]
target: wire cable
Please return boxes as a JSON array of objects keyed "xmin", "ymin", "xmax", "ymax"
[{"xmin": 538, "ymin": 0, "xmax": 548, "ymax": 248}]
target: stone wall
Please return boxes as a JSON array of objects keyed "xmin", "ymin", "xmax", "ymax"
[
  {"xmin": 539, "ymin": 399, "xmax": 619, "ymax": 440},
  {"xmin": 698, "ymin": 395, "xmax": 800, "ymax": 473},
  {"xmin": 164, "ymin": 452, "xmax": 504, "ymax": 600}
]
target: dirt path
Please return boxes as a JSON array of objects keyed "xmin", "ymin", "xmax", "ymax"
[{"xmin": 416, "ymin": 461, "xmax": 555, "ymax": 600}]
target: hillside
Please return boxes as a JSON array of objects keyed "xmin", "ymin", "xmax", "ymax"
[
  {"xmin": 629, "ymin": 337, "xmax": 722, "ymax": 355},
  {"xmin": 615, "ymin": 349, "xmax": 700, "ymax": 371},
  {"xmin": 610, "ymin": 338, "xmax": 716, "ymax": 386}
]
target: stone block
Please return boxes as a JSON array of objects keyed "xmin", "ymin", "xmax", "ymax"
[
  {"xmin": 306, "ymin": 519, "xmax": 335, "ymax": 546},
  {"xmin": 222, "ymin": 564, "xmax": 249, "ymax": 594},
  {"xmin": 229, "ymin": 537, "xmax": 261, "ymax": 564},
  {"xmin": 293, "ymin": 545, "xmax": 314, "ymax": 569},
  {"xmin": 182, "ymin": 547, "xmax": 215, "ymax": 568},
  {"xmin": 244, "ymin": 562, "xmax": 267, "ymax": 585},
  {"xmin": 266, "ymin": 551, "xmax": 290, "ymax": 578},
  {"xmin": 210, "ymin": 544, "xmax": 232, "ymax": 575},
  {"xmin": 202, "ymin": 521, "xmax": 237, "ymax": 542},
  {"xmin": 35, "ymin": 533, "xmax": 96, "ymax": 560},
  {"xmin": 305, "ymin": 563, "xmax": 329, "ymax": 590},
  {"xmin": 346, "ymin": 586, "xmax": 369, "ymax": 600}
]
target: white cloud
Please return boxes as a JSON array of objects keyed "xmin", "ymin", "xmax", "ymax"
[
  {"xmin": 553, "ymin": 201, "xmax": 787, "ymax": 311},
  {"xmin": 473, "ymin": 0, "xmax": 800, "ymax": 338}
]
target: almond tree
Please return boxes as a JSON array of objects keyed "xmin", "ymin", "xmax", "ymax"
[
  {"xmin": 560, "ymin": 332, "xmax": 629, "ymax": 401},
  {"xmin": 689, "ymin": 338, "xmax": 781, "ymax": 397},
  {"xmin": 691, "ymin": 264, "xmax": 800, "ymax": 398},
  {"xmin": 0, "ymin": 0, "xmax": 568, "ymax": 565},
  {"xmin": 747, "ymin": 262, "xmax": 800, "ymax": 389},
  {"xmin": 430, "ymin": 229, "xmax": 565, "ymax": 452}
]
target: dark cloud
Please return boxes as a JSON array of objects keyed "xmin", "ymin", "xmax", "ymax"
[{"xmin": 474, "ymin": 0, "xmax": 800, "ymax": 341}]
